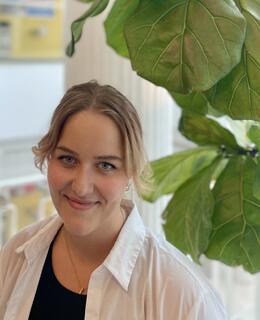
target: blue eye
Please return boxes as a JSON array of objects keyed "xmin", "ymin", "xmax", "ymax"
[
  {"xmin": 99, "ymin": 162, "xmax": 116, "ymax": 171},
  {"xmin": 58, "ymin": 155, "xmax": 76, "ymax": 166}
]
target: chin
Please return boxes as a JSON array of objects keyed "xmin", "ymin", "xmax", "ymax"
[
  {"xmin": 63, "ymin": 221, "xmax": 93, "ymax": 237},
  {"xmin": 59, "ymin": 211, "xmax": 92, "ymax": 237}
]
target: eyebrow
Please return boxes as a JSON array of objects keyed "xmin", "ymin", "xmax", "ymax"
[{"xmin": 56, "ymin": 146, "xmax": 123, "ymax": 162}]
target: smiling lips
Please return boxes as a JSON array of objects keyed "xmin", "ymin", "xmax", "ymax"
[{"xmin": 64, "ymin": 195, "xmax": 99, "ymax": 210}]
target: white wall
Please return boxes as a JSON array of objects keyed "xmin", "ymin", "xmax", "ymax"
[{"xmin": 0, "ymin": 61, "xmax": 64, "ymax": 141}]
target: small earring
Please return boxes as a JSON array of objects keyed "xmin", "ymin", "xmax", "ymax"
[{"xmin": 125, "ymin": 183, "xmax": 130, "ymax": 191}]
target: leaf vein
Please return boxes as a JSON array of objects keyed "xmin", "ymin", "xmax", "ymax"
[
  {"xmin": 240, "ymin": 242, "xmax": 255, "ymax": 270},
  {"xmin": 218, "ymin": 232, "xmax": 241, "ymax": 258},
  {"xmin": 242, "ymin": 10, "xmax": 260, "ymax": 32},
  {"xmin": 186, "ymin": 27, "xmax": 210, "ymax": 81},
  {"xmin": 248, "ymin": 224, "xmax": 260, "ymax": 246},
  {"xmin": 244, "ymin": 198, "xmax": 260, "ymax": 208},
  {"xmin": 214, "ymin": 16, "xmax": 244, "ymax": 33},
  {"xmin": 151, "ymin": 33, "xmax": 182, "ymax": 80},
  {"xmin": 196, "ymin": 1, "xmax": 230, "ymax": 59},
  {"xmin": 180, "ymin": 1, "xmax": 189, "ymax": 91},
  {"xmin": 212, "ymin": 212, "xmax": 242, "ymax": 231},
  {"xmin": 133, "ymin": 2, "xmax": 185, "ymax": 61},
  {"xmin": 228, "ymin": 71, "xmax": 246, "ymax": 117}
]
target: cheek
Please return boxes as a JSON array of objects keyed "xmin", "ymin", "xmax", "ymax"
[
  {"xmin": 100, "ymin": 176, "xmax": 127, "ymax": 200},
  {"xmin": 47, "ymin": 162, "xmax": 66, "ymax": 191}
]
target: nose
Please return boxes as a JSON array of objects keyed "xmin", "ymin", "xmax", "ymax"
[{"xmin": 71, "ymin": 167, "xmax": 94, "ymax": 197}]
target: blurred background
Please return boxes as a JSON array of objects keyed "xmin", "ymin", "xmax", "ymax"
[{"xmin": 0, "ymin": 1, "xmax": 259, "ymax": 319}]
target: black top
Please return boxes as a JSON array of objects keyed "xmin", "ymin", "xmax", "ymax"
[{"xmin": 28, "ymin": 232, "xmax": 87, "ymax": 320}]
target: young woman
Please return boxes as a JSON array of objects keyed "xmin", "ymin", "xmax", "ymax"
[{"xmin": 0, "ymin": 81, "xmax": 227, "ymax": 319}]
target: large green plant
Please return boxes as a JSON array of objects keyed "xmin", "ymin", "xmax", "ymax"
[{"xmin": 67, "ymin": 0, "xmax": 260, "ymax": 273}]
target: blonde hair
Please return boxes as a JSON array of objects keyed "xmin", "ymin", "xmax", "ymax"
[{"xmin": 32, "ymin": 80, "xmax": 153, "ymax": 195}]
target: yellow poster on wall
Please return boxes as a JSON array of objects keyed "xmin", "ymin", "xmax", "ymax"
[{"xmin": 0, "ymin": 0, "xmax": 64, "ymax": 59}]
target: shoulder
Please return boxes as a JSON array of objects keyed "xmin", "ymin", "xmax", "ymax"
[
  {"xmin": 143, "ymin": 230, "xmax": 211, "ymax": 291},
  {"xmin": 1, "ymin": 215, "xmax": 58, "ymax": 254},
  {"xmin": 0, "ymin": 215, "xmax": 61, "ymax": 314},
  {"xmin": 142, "ymin": 230, "xmax": 203, "ymax": 278},
  {"xmin": 139, "ymin": 230, "xmax": 227, "ymax": 319},
  {"xmin": 0, "ymin": 215, "xmax": 60, "ymax": 274},
  {"xmin": 0, "ymin": 215, "xmax": 62, "ymax": 294}
]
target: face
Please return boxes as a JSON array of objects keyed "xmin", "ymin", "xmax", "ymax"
[{"xmin": 47, "ymin": 110, "xmax": 129, "ymax": 238}]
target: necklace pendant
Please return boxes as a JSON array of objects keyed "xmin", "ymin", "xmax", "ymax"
[{"xmin": 79, "ymin": 287, "xmax": 85, "ymax": 295}]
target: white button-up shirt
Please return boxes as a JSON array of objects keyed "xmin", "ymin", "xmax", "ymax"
[{"xmin": 0, "ymin": 201, "xmax": 227, "ymax": 319}]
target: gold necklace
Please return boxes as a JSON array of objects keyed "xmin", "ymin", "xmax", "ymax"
[
  {"xmin": 63, "ymin": 230, "xmax": 87, "ymax": 295},
  {"xmin": 63, "ymin": 208, "xmax": 126, "ymax": 294}
]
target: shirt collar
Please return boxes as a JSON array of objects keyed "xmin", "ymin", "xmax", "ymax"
[
  {"xmin": 16, "ymin": 215, "xmax": 63, "ymax": 261},
  {"xmin": 16, "ymin": 200, "xmax": 146, "ymax": 291},
  {"xmin": 103, "ymin": 200, "xmax": 146, "ymax": 292}
]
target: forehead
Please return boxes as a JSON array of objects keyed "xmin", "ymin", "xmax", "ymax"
[{"xmin": 57, "ymin": 111, "xmax": 123, "ymax": 157}]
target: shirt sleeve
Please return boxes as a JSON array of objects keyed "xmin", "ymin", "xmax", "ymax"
[
  {"xmin": 0, "ymin": 248, "xmax": 3, "ymax": 298},
  {"xmin": 186, "ymin": 290, "xmax": 228, "ymax": 320},
  {"xmin": 0, "ymin": 248, "xmax": 5, "ymax": 316},
  {"xmin": 153, "ymin": 266, "xmax": 228, "ymax": 320}
]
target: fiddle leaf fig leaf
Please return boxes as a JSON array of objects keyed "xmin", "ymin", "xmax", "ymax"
[
  {"xmin": 253, "ymin": 158, "xmax": 260, "ymax": 201},
  {"xmin": 248, "ymin": 125, "xmax": 260, "ymax": 200},
  {"xmin": 77, "ymin": 0, "xmax": 95, "ymax": 3},
  {"xmin": 104, "ymin": 0, "xmax": 139, "ymax": 58},
  {"xmin": 66, "ymin": 0, "xmax": 110, "ymax": 57},
  {"xmin": 144, "ymin": 146, "xmax": 218, "ymax": 202},
  {"xmin": 179, "ymin": 114, "xmax": 240, "ymax": 150},
  {"xmin": 124, "ymin": 0, "xmax": 246, "ymax": 94},
  {"xmin": 163, "ymin": 157, "xmax": 222, "ymax": 263},
  {"xmin": 206, "ymin": 156, "xmax": 260, "ymax": 274},
  {"xmin": 206, "ymin": 0, "xmax": 260, "ymax": 120},
  {"xmin": 248, "ymin": 125, "xmax": 260, "ymax": 150},
  {"xmin": 170, "ymin": 91, "xmax": 209, "ymax": 116}
]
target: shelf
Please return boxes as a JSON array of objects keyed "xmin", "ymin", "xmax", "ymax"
[
  {"xmin": 0, "ymin": 0, "xmax": 64, "ymax": 9},
  {"xmin": 0, "ymin": 173, "xmax": 46, "ymax": 189}
]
